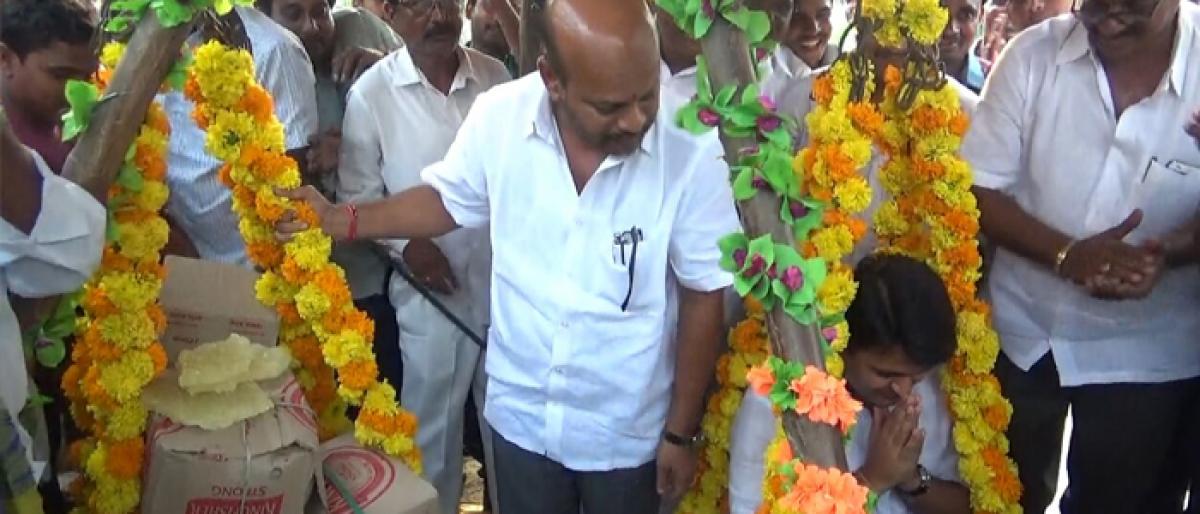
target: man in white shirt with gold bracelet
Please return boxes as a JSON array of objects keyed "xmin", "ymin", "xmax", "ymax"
[{"xmin": 963, "ymin": 0, "xmax": 1200, "ymax": 511}]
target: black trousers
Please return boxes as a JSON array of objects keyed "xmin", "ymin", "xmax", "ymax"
[
  {"xmin": 491, "ymin": 431, "xmax": 660, "ymax": 514},
  {"xmin": 996, "ymin": 352, "xmax": 1200, "ymax": 514}
]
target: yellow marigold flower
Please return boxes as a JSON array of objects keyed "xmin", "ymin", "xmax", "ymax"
[
  {"xmin": 295, "ymin": 283, "xmax": 333, "ymax": 322},
  {"xmin": 817, "ymin": 268, "xmax": 857, "ymax": 317},
  {"xmin": 901, "ymin": 0, "xmax": 949, "ymax": 45},
  {"xmin": 825, "ymin": 353, "xmax": 845, "ymax": 378},
  {"xmin": 99, "ymin": 272, "xmax": 160, "ymax": 311},
  {"xmin": 861, "ymin": 0, "xmax": 897, "ymax": 20},
  {"xmin": 104, "ymin": 403, "xmax": 149, "ymax": 441},
  {"xmin": 132, "ymin": 181, "xmax": 170, "ymax": 213},
  {"xmin": 811, "ymin": 225, "xmax": 854, "ymax": 263},
  {"xmin": 205, "ymin": 110, "xmax": 258, "ymax": 163},
  {"xmin": 97, "ymin": 311, "xmax": 156, "ymax": 351},
  {"xmin": 100, "ymin": 42, "xmax": 127, "ymax": 70},
  {"xmin": 834, "ymin": 176, "xmax": 873, "ymax": 214},
  {"xmin": 98, "ymin": 352, "xmax": 155, "ymax": 403},
  {"xmin": 116, "ymin": 216, "xmax": 169, "ymax": 263},
  {"xmin": 875, "ymin": 21, "xmax": 905, "ymax": 48},
  {"xmin": 285, "ymin": 229, "xmax": 333, "ymax": 272},
  {"xmin": 192, "ymin": 42, "xmax": 256, "ymax": 107}
]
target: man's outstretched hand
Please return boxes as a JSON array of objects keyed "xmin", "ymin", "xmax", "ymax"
[{"xmin": 275, "ymin": 186, "xmax": 344, "ymax": 241}]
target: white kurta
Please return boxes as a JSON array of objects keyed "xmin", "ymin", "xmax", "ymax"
[{"xmin": 0, "ymin": 150, "xmax": 106, "ymax": 471}]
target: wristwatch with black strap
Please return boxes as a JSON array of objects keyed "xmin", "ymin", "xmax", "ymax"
[
  {"xmin": 897, "ymin": 464, "xmax": 932, "ymax": 497},
  {"xmin": 662, "ymin": 429, "xmax": 705, "ymax": 449}
]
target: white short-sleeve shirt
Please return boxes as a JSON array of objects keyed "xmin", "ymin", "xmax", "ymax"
[
  {"xmin": 962, "ymin": 6, "xmax": 1200, "ymax": 386},
  {"xmin": 0, "ymin": 150, "xmax": 106, "ymax": 468},
  {"xmin": 422, "ymin": 74, "xmax": 741, "ymax": 471}
]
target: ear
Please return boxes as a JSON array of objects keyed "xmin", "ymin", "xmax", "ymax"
[
  {"xmin": 537, "ymin": 54, "xmax": 565, "ymax": 102},
  {"xmin": 0, "ymin": 43, "xmax": 17, "ymax": 78}
]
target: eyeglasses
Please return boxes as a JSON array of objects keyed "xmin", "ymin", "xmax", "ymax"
[
  {"xmin": 396, "ymin": 0, "xmax": 463, "ymax": 16},
  {"xmin": 612, "ymin": 226, "xmax": 644, "ymax": 312}
]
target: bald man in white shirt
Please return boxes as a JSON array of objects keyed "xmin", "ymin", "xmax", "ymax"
[
  {"xmin": 963, "ymin": 0, "xmax": 1200, "ymax": 511},
  {"xmin": 280, "ymin": 0, "xmax": 740, "ymax": 511}
]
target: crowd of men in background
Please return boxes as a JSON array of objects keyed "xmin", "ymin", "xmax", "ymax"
[{"xmin": 1, "ymin": 0, "xmax": 1199, "ymax": 512}]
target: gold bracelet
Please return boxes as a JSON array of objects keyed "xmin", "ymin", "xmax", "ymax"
[{"xmin": 1053, "ymin": 239, "xmax": 1077, "ymax": 276}]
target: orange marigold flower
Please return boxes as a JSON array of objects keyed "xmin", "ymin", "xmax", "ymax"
[
  {"xmin": 983, "ymin": 403, "xmax": 1010, "ymax": 430},
  {"xmin": 746, "ymin": 364, "xmax": 776, "ymax": 397},
  {"xmin": 788, "ymin": 366, "xmax": 862, "ymax": 433},
  {"xmin": 813, "ymin": 74, "xmax": 835, "ymax": 104},
  {"xmin": 884, "ymin": 65, "xmax": 903, "ymax": 92},
  {"xmin": 295, "ymin": 202, "xmax": 321, "ymax": 228},
  {"xmin": 62, "ymin": 364, "xmax": 85, "ymax": 400},
  {"xmin": 729, "ymin": 318, "xmax": 764, "ymax": 353},
  {"xmin": 192, "ymin": 104, "xmax": 210, "ymax": 129},
  {"xmin": 313, "ymin": 267, "xmax": 352, "ymax": 306},
  {"xmin": 184, "ymin": 75, "xmax": 204, "ymax": 103},
  {"xmin": 277, "ymin": 302, "xmax": 303, "ymax": 324},
  {"xmin": 949, "ymin": 112, "xmax": 970, "ymax": 136},
  {"xmin": 148, "ymin": 305, "xmax": 167, "ymax": 333},
  {"xmin": 911, "ymin": 105, "xmax": 949, "ymax": 133},
  {"xmin": 105, "ymin": 438, "xmax": 145, "ymax": 480},
  {"xmin": 237, "ymin": 85, "xmax": 276, "ymax": 123},
  {"xmin": 247, "ymin": 242, "xmax": 285, "ymax": 269},
  {"xmin": 218, "ymin": 164, "xmax": 235, "ymax": 187},
  {"xmin": 339, "ymin": 359, "xmax": 379, "ymax": 391},
  {"xmin": 280, "ymin": 256, "xmax": 309, "ymax": 283},
  {"xmin": 254, "ymin": 191, "xmax": 287, "ymax": 223},
  {"xmin": 83, "ymin": 288, "xmax": 117, "ymax": 318},
  {"xmin": 847, "ymin": 102, "xmax": 884, "ymax": 134},
  {"xmin": 148, "ymin": 342, "xmax": 168, "ymax": 375}
]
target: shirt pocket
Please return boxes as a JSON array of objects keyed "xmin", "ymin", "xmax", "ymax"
[{"xmin": 1131, "ymin": 157, "xmax": 1200, "ymax": 239}]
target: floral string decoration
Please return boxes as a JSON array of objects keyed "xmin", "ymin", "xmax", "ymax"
[
  {"xmin": 187, "ymin": 40, "xmax": 421, "ymax": 473},
  {"xmin": 676, "ymin": 298, "xmax": 771, "ymax": 514},
  {"xmin": 759, "ymin": 0, "xmax": 1021, "ymax": 509},
  {"xmin": 60, "ymin": 40, "xmax": 172, "ymax": 514}
]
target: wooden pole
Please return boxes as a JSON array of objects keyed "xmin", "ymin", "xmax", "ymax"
[
  {"xmin": 61, "ymin": 10, "xmax": 193, "ymax": 196},
  {"xmin": 700, "ymin": 20, "xmax": 849, "ymax": 471}
]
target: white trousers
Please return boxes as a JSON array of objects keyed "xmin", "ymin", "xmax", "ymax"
[{"xmin": 393, "ymin": 283, "xmax": 486, "ymax": 514}]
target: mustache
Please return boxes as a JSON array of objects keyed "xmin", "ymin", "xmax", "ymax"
[{"xmin": 424, "ymin": 24, "xmax": 458, "ymax": 39}]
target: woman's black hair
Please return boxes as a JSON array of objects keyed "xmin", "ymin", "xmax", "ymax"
[{"xmin": 844, "ymin": 253, "xmax": 958, "ymax": 367}]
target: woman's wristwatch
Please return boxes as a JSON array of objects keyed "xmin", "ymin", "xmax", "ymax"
[{"xmin": 897, "ymin": 464, "xmax": 932, "ymax": 497}]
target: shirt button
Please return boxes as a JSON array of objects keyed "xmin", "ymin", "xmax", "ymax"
[{"xmin": 560, "ymin": 321, "xmax": 569, "ymax": 328}]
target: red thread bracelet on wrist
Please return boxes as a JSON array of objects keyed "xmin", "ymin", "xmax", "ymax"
[{"xmin": 345, "ymin": 204, "xmax": 358, "ymax": 241}]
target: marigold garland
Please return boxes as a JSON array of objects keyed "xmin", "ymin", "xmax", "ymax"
[
  {"xmin": 868, "ymin": 64, "xmax": 1021, "ymax": 513},
  {"xmin": 62, "ymin": 41, "xmax": 172, "ymax": 514},
  {"xmin": 676, "ymin": 299, "xmax": 771, "ymax": 514},
  {"xmin": 187, "ymin": 41, "xmax": 421, "ymax": 473}
]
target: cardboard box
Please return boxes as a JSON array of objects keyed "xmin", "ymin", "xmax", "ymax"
[
  {"xmin": 313, "ymin": 434, "xmax": 439, "ymax": 514},
  {"xmin": 160, "ymin": 256, "xmax": 279, "ymax": 362},
  {"xmin": 142, "ymin": 374, "xmax": 318, "ymax": 514}
]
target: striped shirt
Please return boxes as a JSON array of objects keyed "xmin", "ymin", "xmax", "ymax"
[{"xmin": 164, "ymin": 6, "xmax": 319, "ymax": 266}]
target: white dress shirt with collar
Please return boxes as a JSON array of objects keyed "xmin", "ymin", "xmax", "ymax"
[
  {"xmin": 337, "ymin": 46, "xmax": 509, "ymax": 318},
  {"xmin": 421, "ymin": 73, "xmax": 741, "ymax": 471},
  {"xmin": 0, "ymin": 150, "xmax": 106, "ymax": 468},
  {"xmin": 660, "ymin": 59, "xmax": 700, "ymax": 106},
  {"xmin": 962, "ymin": 6, "xmax": 1200, "ymax": 386},
  {"xmin": 163, "ymin": 6, "xmax": 318, "ymax": 266}
]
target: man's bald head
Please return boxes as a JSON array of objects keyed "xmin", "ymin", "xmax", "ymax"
[
  {"xmin": 536, "ymin": 0, "xmax": 659, "ymax": 83},
  {"xmin": 534, "ymin": 0, "xmax": 662, "ymax": 156}
]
